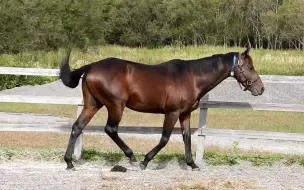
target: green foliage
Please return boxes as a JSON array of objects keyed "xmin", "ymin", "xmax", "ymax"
[
  {"xmin": 0, "ymin": 0, "xmax": 304, "ymax": 54},
  {"xmin": 82, "ymin": 149, "xmax": 124, "ymax": 164},
  {"xmin": 299, "ymin": 158, "xmax": 304, "ymax": 167},
  {"xmin": 205, "ymin": 142, "xmax": 240, "ymax": 166},
  {"xmin": 241, "ymin": 154, "xmax": 284, "ymax": 166},
  {"xmin": 0, "ymin": 75, "xmax": 56, "ymax": 91},
  {"xmin": 153, "ymin": 152, "xmax": 186, "ymax": 164},
  {"xmin": 0, "ymin": 0, "xmax": 110, "ymax": 53},
  {"xmin": 283, "ymin": 156, "xmax": 298, "ymax": 166}
]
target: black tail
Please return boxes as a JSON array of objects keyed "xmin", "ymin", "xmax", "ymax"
[{"xmin": 59, "ymin": 50, "xmax": 91, "ymax": 88}]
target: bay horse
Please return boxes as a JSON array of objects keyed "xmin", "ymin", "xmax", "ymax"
[{"xmin": 59, "ymin": 47, "xmax": 264, "ymax": 171}]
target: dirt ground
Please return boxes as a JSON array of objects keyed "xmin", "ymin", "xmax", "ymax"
[{"xmin": 0, "ymin": 160, "xmax": 303, "ymax": 190}]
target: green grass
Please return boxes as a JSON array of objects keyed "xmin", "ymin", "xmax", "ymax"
[
  {"xmin": 0, "ymin": 102, "xmax": 303, "ymax": 133},
  {"xmin": 82, "ymin": 150, "xmax": 125, "ymax": 165},
  {"xmin": 1, "ymin": 45, "xmax": 304, "ymax": 76},
  {"xmin": 204, "ymin": 151, "xmax": 286, "ymax": 166},
  {"xmin": 299, "ymin": 158, "xmax": 304, "ymax": 167},
  {"xmin": 0, "ymin": 147, "xmax": 303, "ymax": 167}
]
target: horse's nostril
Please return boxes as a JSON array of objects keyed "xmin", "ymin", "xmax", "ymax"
[{"xmin": 261, "ymin": 87, "xmax": 265, "ymax": 93}]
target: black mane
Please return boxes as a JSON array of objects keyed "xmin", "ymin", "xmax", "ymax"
[{"xmin": 167, "ymin": 52, "xmax": 239, "ymax": 76}]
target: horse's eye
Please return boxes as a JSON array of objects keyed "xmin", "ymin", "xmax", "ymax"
[{"xmin": 248, "ymin": 64, "xmax": 254, "ymax": 70}]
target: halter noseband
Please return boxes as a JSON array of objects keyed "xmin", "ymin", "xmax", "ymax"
[{"xmin": 231, "ymin": 54, "xmax": 260, "ymax": 91}]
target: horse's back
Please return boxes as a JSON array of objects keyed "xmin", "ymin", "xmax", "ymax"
[
  {"xmin": 84, "ymin": 57, "xmax": 194, "ymax": 113},
  {"xmin": 89, "ymin": 57, "xmax": 187, "ymax": 81}
]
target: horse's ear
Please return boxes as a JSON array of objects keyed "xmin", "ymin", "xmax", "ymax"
[{"xmin": 242, "ymin": 46, "xmax": 250, "ymax": 55}]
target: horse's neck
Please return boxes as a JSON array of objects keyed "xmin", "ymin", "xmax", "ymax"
[
  {"xmin": 205, "ymin": 72, "xmax": 230, "ymax": 91},
  {"xmin": 196, "ymin": 62, "xmax": 231, "ymax": 100}
]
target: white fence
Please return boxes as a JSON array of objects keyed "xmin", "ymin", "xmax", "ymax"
[{"xmin": 1, "ymin": 67, "xmax": 304, "ymax": 165}]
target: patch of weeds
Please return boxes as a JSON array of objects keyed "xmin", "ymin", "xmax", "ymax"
[
  {"xmin": 299, "ymin": 158, "xmax": 304, "ymax": 167},
  {"xmin": 205, "ymin": 143, "xmax": 287, "ymax": 167},
  {"xmin": 205, "ymin": 151, "xmax": 234, "ymax": 165},
  {"xmin": 0, "ymin": 148, "xmax": 302, "ymax": 168},
  {"xmin": 154, "ymin": 153, "xmax": 185, "ymax": 164},
  {"xmin": 102, "ymin": 152, "xmax": 124, "ymax": 164},
  {"xmin": 283, "ymin": 156, "xmax": 298, "ymax": 166},
  {"xmin": 205, "ymin": 142, "xmax": 240, "ymax": 166},
  {"xmin": 134, "ymin": 153, "xmax": 145, "ymax": 161},
  {"xmin": 83, "ymin": 149, "xmax": 124, "ymax": 164},
  {"xmin": 242, "ymin": 154, "xmax": 283, "ymax": 166},
  {"xmin": 228, "ymin": 142, "xmax": 240, "ymax": 165},
  {"xmin": 152, "ymin": 153, "xmax": 187, "ymax": 169},
  {"xmin": 4, "ymin": 149, "xmax": 15, "ymax": 160},
  {"xmin": 39, "ymin": 149, "xmax": 64, "ymax": 162},
  {"xmin": 83, "ymin": 149, "xmax": 104, "ymax": 161}
]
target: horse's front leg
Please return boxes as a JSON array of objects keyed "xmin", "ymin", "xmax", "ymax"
[
  {"xmin": 140, "ymin": 112, "xmax": 179, "ymax": 170},
  {"xmin": 179, "ymin": 113, "xmax": 200, "ymax": 170}
]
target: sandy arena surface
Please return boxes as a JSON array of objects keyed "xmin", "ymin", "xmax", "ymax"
[{"xmin": 0, "ymin": 160, "xmax": 304, "ymax": 190}]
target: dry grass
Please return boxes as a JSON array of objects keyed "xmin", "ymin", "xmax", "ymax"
[
  {"xmin": 1, "ymin": 102, "xmax": 304, "ymax": 133},
  {"xmin": 0, "ymin": 132, "xmax": 187, "ymax": 153}
]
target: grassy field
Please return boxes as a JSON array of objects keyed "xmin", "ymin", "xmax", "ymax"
[
  {"xmin": 1, "ymin": 45, "xmax": 304, "ymax": 76},
  {"xmin": 1, "ymin": 102, "xmax": 304, "ymax": 133}
]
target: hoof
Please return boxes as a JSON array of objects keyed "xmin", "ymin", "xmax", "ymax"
[
  {"xmin": 66, "ymin": 166, "xmax": 75, "ymax": 171},
  {"xmin": 130, "ymin": 155, "xmax": 137, "ymax": 162},
  {"xmin": 187, "ymin": 162, "xmax": 200, "ymax": 171},
  {"xmin": 139, "ymin": 161, "xmax": 147, "ymax": 170}
]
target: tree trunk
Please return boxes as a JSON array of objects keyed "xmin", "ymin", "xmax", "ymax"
[
  {"xmin": 267, "ymin": 36, "xmax": 271, "ymax": 49},
  {"xmin": 255, "ymin": 33, "xmax": 258, "ymax": 49}
]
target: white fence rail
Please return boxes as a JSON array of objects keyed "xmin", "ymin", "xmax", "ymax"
[
  {"xmin": 199, "ymin": 101, "xmax": 304, "ymax": 112},
  {"xmin": 1, "ymin": 67, "xmax": 304, "ymax": 164},
  {"xmin": 0, "ymin": 95, "xmax": 82, "ymax": 105},
  {"xmin": 0, "ymin": 67, "xmax": 59, "ymax": 76}
]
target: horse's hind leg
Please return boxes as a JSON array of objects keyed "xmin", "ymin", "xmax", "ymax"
[
  {"xmin": 140, "ymin": 112, "xmax": 179, "ymax": 170},
  {"xmin": 104, "ymin": 103, "xmax": 137, "ymax": 163},
  {"xmin": 179, "ymin": 113, "xmax": 199, "ymax": 170},
  {"xmin": 64, "ymin": 84, "xmax": 102, "ymax": 170}
]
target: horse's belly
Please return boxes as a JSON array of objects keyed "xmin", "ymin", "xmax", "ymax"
[{"xmin": 126, "ymin": 92, "xmax": 166, "ymax": 113}]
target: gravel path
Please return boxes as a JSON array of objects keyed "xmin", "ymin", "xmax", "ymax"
[{"xmin": 0, "ymin": 160, "xmax": 304, "ymax": 190}]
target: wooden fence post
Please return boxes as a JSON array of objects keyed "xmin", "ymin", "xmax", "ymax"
[
  {"xmin": 195, "ymin": 93, "xmax": 209, "ymax": 166},
  {"xmin": 74, "ymin": 103, "xmax": 84, "ymax": 160}
]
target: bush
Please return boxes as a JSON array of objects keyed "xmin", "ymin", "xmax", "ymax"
[
  {"xmin": 1, "ymin": 0, "xmax": 304, "ymax": 54},
  {"xmin": 0, "ymin": 75, "xmax": 56, "ymax": 91}
]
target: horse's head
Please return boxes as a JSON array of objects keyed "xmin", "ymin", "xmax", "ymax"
[{"xmin": 231, "ymin": 47, "xmax": 264, "ymax": 96}]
